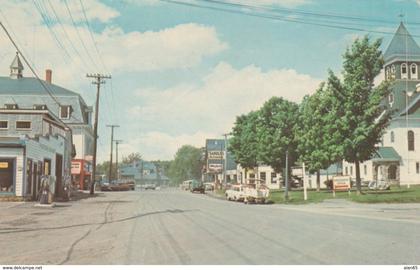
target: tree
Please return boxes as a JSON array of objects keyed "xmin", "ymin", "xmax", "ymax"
[
  {"xmin": 327, "ymin": 36, "xmax": 392, "ymax": 195},
  {"xmin": 167, "ymin": 145, "xmax": 203, "ymax": 185},
  {"xmin": 96, "ymin": 161, "xmax": 117, "ymax": 180},
  {"xmin": 256, "ymin": 97, "xmax": 299, "ymax": 196},
  {"xmin": 297, "ymin": 85, "xmax": 329, "ymax": 191},
  {"xmin": 229, "ymin": 111, "xmax": 260, "ymax": 177},
  {"xmin": 122, "ymin": 152, "xmax": 142, "ymax": 165}
]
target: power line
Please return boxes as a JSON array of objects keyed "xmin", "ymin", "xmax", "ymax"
[
  {"xmin": 78, "ymin": 0, "xmax": 108, "ymax": 73},
  {"xmin": 0, "ymin": 22, "xmax": 73, "ymax": 128},
  {"xmin": 32, "ymin": 0, "xmax": 72, "ymax": 63},
  {"xmin": 160, "ymin": 0, "xmax": 420, "ymax": 38},
  {"xmin": 202, "ymin": 0, "xmax": 420, "ymax": 27},
  {"xmin": 63, "ymin": 0, "xmax": 100, "ymax": 71},
  {"xmin": 43, "ymin": 0, "xmax": 91, "ymax": 73}
]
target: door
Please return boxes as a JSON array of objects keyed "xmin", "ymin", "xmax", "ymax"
[
  {"xmin": 26, "ymin": 159, "xmax": 33, "ymax": 196},
  {"xmin": 0, "ymin": 158, "xmax": 15, "ymax": 193},
  {"xmin": 32, "ymin": 163, "xmax": 38, "ymax": 200},
  {"xmin": 55, "ymin": 154, "xmax": 63, "ymax": 196}
]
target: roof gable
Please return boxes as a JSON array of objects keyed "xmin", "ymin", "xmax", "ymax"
[{"xmin": 384, "ymin": 23, "xmax": 420, "ymax": 63}]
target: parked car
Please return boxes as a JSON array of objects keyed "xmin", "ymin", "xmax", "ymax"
[
  {"xmin": 368, "ymin": 180, "xmax": 391, "ymax": 190},
  {"xmin": 243, "ymin": 184, "xmax": 270, "ymax": 204},
  {"xmin": 204, "ymin": 182, "xmax": 214, "ymax": 191},
  {"xmin": 225, "ymin": 185, "xmax": 245, "ymax": 201},
  {"xmin": 144, "ymin": 184, "xmax": 156, "ymax": 190},
  {"xmin": 190, "ymin": 180, "xmax": 205, "ymax": 194}
]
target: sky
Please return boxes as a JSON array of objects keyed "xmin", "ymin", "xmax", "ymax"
[{"xmin": 0, "ymin": 0, "xmax": 420, "ymax": 162}]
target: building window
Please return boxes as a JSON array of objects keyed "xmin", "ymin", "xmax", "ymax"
[
  {"xmin": 60, "ymin": 105, "xmax": 72, "ymax": 119},
  {"xmin": 0, "ymin": 121, "xmax": 8, "ymax": 129},
  {"xmin": 386, "ymin": 67, "xmax": 391, "ymax": 80},
  {"xmin": 271, "ymin": 172, "xmax": 277, "ymax": 183},
  {"xmin": 16, "ymin": 121, "xmax": 31, "ymax": 130},
  {"xmin": 410, "ymin": 63, "xmax": 418, "ymax": 79},
  {"xmin": 416, "ymin": 162, "xmax": 419, "ymax": 174},
  {"xmin": 401, "ymin": 63, "xmax": 408, "ymax": 79},
  {"xmin": 345, "ymin": 167, "xmax": 348, "ymax": 175},
  {"xmin": 249, "ymin": 173, "xmax": 255, "ymax": 179},
  {"xmin": 408, "ymin": 130, "xmax": 415, "ymax": 151},
  {"xmin": 390, "ymin": 131, "xmax": 395, "ymax": 143},
  {"xmin": 388, "ymin": 94, "xmax": 394, "ymax": 106},
  {"xmin": 350, "ymin": 166, "xmax": 353, "ymax": 176},
  {"xmin": 260, "ymin": 172, "xmax": 266, "ymax": 184},
  {"xmin": 391, "ymin": 65, "xmax": 396, "ymax": 78},
  {"xmin": 364, "ymin": 165, "xmax": 367, "ymax": 175}
]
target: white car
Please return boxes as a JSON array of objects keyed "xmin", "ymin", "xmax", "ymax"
[
  {"xmin": 368, "ymin": 180, "xmax": 390, "ymax": 190},
  {"xmin": 225, "ymin": 185, "xmax": 245, "ymax": 201},
  {"xmin": 243, "ymin": 184, "xmax": 270, "ymax": 204}
]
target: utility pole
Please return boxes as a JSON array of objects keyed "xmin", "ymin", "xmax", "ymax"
[
  {"xmin": 222, "ymin": 133, "xmax": 229, "ymax": 187},
  {"xmin": 86, "ymin": 73, "xmax": 111, "ymax": 195},
  {"xmin": 107, "ymin": 124, "xmax": 119, "ymax": 182},
  {"xmin": 284, "ymin": 149, "xmax": 289, "ymax": 201},
  {"xmin": 115, "ymin": 140, "xmax": 123, "ymax": 180}
]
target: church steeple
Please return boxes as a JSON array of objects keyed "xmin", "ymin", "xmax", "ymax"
[
  {"xmin": 10, "ymin": 52, "xmax": 23, "ymax": 79},
  {"xmin": 384, "ymin": 22, "xmax": 420, "ymax": 65}
]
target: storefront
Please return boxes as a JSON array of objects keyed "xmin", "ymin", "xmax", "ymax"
[
  {"xmin": 71, "ymin": 159, "xmax": 92, "ymax": 190},
  {"xmin": 0, "ymin": 135, "xmax": 69, "ymax": 200}
]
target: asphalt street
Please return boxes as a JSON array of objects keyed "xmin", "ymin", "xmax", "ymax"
[{"xmin": 0, "ymin": 188, "xmax": 419, "ymax": 265}]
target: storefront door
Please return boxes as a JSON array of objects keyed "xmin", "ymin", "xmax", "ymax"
[{"xmin": 0, "ymin": 158, "xmax": 15, "ymax": 194}]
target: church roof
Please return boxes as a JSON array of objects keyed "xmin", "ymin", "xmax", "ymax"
[
  {"xmin": 372, "ymin": 147, "xmax": 401, "ymax": 162},
  {"xmin": 384, "ymin": 23, "xmax": 420, "ymax": 63}
]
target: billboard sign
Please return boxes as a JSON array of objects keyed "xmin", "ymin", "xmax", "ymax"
[
  {"xmin": 208, "ymin": 163, "xmax": 222, "ymax": 173},
  {"xmin": 208, "ymin": 151, "xmax": 223, "ymax": 160}
]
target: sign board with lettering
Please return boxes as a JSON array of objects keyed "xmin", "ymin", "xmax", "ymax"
[
  {"xmin": 0, "ymin": 162, "xmax": 9, "ymax": 169},
  {"xmin": 332, "ymin": 176, "xmax": 351, "ymax": 191},
  {"xmin": 208, "ymin": 151, "xmax": 223, "ymax": 160},
  {"xmin": 71, "ymin": 161, "xmax": 81, "ymax": 174},
  {"xmin": 208, "ymin": 163, "xmax": 222, "ymax": 173}
]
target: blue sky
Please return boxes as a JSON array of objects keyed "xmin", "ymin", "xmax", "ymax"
[{"xmin": 1, "ymin": 0, "xmax": 420, "ymax": 161}]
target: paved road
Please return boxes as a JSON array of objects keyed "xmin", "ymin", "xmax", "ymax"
[{"xmin": 0, "ymin": 189, "xmax": 419, "ymax": 265}]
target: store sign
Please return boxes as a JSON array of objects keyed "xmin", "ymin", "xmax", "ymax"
[
  {"xmin": 333, "ymin": 176, "xmax": 351, "ymax": 191},
  {"xmin": 71, "ymin": 161, "xmax": 81, "ymax": 174},
  {"xmin": 208, "ymin": 163, "xmax": 222, "ymax": 173},
  {"xmin": 0, "ymin": 162, "xmax": 9, "ymax": 169},
  {"xmin": 208, "ymin": 151, "xmax": 223, "ymax": 160}
]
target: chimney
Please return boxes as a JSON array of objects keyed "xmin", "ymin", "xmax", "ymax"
[{"xmin": 46, "ymin": 69, "xmax": 52, "ymax": 83}]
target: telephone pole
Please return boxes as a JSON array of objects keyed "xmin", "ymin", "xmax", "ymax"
[
  {"xmin": 86, "ymin": 73, "xmax": 111, "ymax": 195},
  {"xmin": 107, "ymin": 124, "xmax": 119, "ymax": 182},
  {"xmin": 115, "ymin": 140, "xmax": 123, "ymax": 180},
  {"xmin": 222, "ymin": 133, "xmax": 230, "ymax": 187}
]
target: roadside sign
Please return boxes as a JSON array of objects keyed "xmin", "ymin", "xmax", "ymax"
[
  {"xmin": 208, "ymin": 151, "xmax": 223, "ymax": 160},
  {"xmin": 332, "ymin": 176, "xmax": 351, "ymax": 191}
]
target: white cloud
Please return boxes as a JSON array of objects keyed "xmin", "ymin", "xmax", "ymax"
[
  {"xmin": 0, "ymin": 1, "xmax": 227, "ymax": 90},
  {"xmin": 98, "ymin": 23, "xmax": 227, "ymax": 73},
  {"xmin": 118, "ymin": 131, "xmax": 214, "ymax": 160},
  {"xmin": 125, "ymin": 62, "xmax": 321, "ymax": 159}
]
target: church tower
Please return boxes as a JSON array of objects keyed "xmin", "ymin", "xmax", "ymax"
[
  {"xmin": 10, "ymin": 52, "xmax": 24, "ymax": 79},
  {"xmin": 383, "ymin": 22, "xmax": 420, "ymax": 113}
]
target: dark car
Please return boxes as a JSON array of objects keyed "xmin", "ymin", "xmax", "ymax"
[{"xmin": 190, "ymin": 180, "xmax": 205, "ymax": 194}]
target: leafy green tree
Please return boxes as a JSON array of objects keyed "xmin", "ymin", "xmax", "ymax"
[
  {"xmin": 229, "ymin": 111, "xmax": 260, "ymax": 177},
  {"xmin": 257, "ymin": 97, "xmax": 299, "ymax": 197},
  {"xmin": 168, "ymin": 145, "xmax": 203, "ymax": 185},
  {"xmin": 297, "ymin": 86, "xmax": 328, "ymax": 191},
  {"xmin": 122, "ymin": 152, "xmax": 142, "ymax": 165},
  {"xmin": 328, "ymin": 36, "xmax": 391, "ymax": 194}
]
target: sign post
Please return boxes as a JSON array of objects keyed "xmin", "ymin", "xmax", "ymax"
[
  {"xmin": 302, "ymin": 162, "xmax": 307, "ymax": 201},
  {"xmin": 332, "ymin": 176, "xmax": 351, "ymax": 197}
]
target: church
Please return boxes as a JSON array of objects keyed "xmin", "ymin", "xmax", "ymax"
[{"xmin": 343, "ymin": 22, "xmax": 420, "ymax": 185}]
